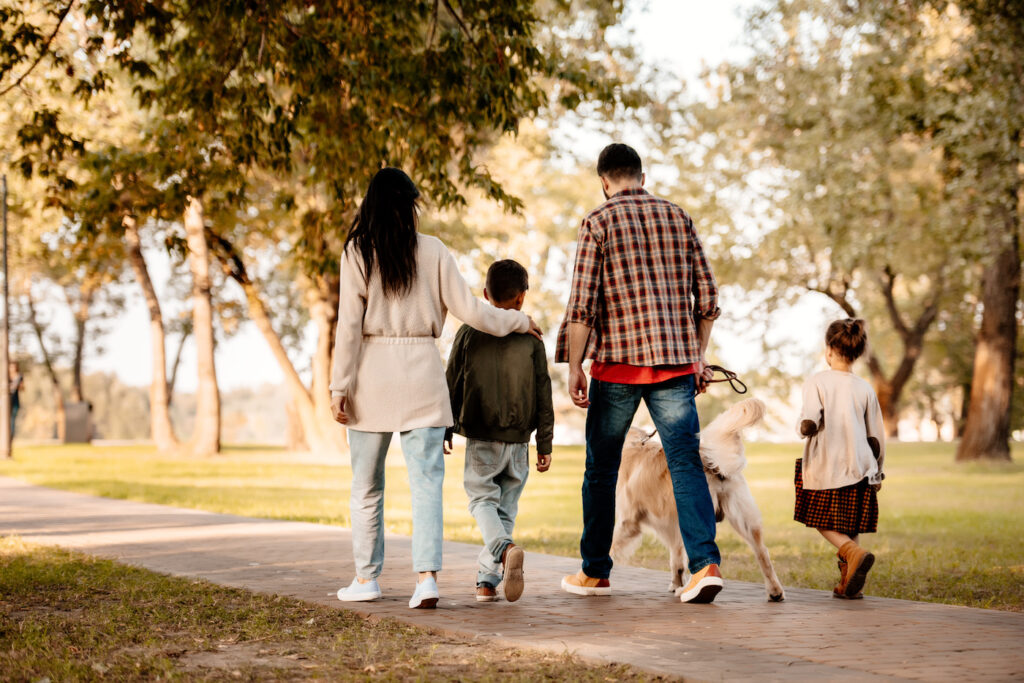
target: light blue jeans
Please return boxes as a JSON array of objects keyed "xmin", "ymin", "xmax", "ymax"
[
  {"xmin": 463, "ymin": 438, "xmax": 530, "ymax": 587},
  {"xmin": 347, "ymin": 427, "xmax": 446, "ymax": 579}
]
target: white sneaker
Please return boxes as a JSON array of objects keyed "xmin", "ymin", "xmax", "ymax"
[
  {"xmin": 337, "ymin": 578, "xmax": 381, "ymax": 602},
  {"xmin": 409, "ymin": 575, "xmax": 439, "ymax": 609}
]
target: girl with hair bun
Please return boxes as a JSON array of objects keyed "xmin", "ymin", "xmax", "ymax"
[{"xmin": 795, "ymin": 318, "xmax": 886, "ymax": 599}]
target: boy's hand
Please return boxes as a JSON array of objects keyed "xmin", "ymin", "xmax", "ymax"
[
  {"xmin": 871, "ymin": 482, "xmax": 882, "ymax": 493},
  {"xmin": 536, "ymin": 452, "xmax": 551, "ymax": 472},
  {"xmin": 443, "ymin": 436, "xmax": 453, "ymax": 455}
]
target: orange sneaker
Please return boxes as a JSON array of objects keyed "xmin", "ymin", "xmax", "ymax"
[
  {"xmin": 679, "ymin": 564, "xmax": 723, "ymax": 604},
  {"xmin": 561, "ymin": 570, "xmax": 611, "ymax": 596}
]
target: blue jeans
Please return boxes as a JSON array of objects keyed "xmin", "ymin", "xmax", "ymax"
[
  {"xmin": 462, "ymin": 439, "xmax": 530, "ymax": 587},
  {"xmin": 347, "ymin": 427, "xmax": 446, "ymax": 579},
  {"xmin": 581, "ymin": 373, "xmax": 720, "ymax": 578}
]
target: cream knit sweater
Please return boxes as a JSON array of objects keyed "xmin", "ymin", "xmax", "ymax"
[{"xmin": 330, "ymin": 234, "xmax": 530, "ymax": 432}]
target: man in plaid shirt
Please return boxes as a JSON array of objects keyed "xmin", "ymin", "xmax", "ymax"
[{"xmin": 556, "ymin": 143, "xmax": 724, "ymax": 604}]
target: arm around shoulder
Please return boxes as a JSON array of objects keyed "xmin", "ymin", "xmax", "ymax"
[{"xmin": 437, "ymin": 244, "xmax": 529, "ymax": 336}]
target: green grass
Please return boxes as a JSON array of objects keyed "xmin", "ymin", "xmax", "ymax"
[
  {"xmin": 2, "ymin": 440, "xmax": 1023, "ymax": 611},
  {"xmin": 0, "ymin": 537, "xmax": 660, "ymax": 681}
]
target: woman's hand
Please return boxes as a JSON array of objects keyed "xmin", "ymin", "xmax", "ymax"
[
  {"xmin": 331, "ymin": 395, "xmax": 349, "ymax": 424},
  {"xmin": 526, "ymin": 316, "xmax": 543, "ymax": 341}
]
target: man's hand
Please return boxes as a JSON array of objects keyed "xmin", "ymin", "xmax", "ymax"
[
  {"xmin": 331, "ymin": 395, "xmax": 348, "ymax": 424},
  {"xmin": 696, "ymin": 357, "xmax": 714, "ymax": 395},
  {"xmin": 443, "ymin": 435, "xmax": 453, "ymax": 455},
  {"xmin": 568, "ymin": 364, "xmax": 589, "ymax": 408},
  {"xmin": 526, "ymin": 316, "xmax": 543, "ymax": 341},
  {"xmin": 536, "ymin": 452, "xmax": 551, "ymax": 472}
]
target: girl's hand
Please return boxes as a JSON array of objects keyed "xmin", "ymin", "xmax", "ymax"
[{"xmin": 536, "ymin": 452, "xmax": 551, "ymax": 472}]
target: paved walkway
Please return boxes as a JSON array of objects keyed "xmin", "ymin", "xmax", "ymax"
[{"xmin": 2, "ymin": 477, "xmax": 1021, "ymax": 681}]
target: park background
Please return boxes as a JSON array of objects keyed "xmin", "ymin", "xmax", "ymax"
[{"xmin": 1, "ymin": 0, "xmax": 1022, "ymax": 617}]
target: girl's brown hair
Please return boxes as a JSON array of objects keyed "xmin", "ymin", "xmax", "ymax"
[{"xmin": 825, "ymin": 318, "xmax": 867, "ymax": 362}]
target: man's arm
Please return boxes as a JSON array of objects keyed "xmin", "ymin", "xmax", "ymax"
[
  {"xmin": 695, "ymin": 317, "xmax": 715, "ymax": 393},
  {"xmin": 567, "ymin": 322, "xmax": 593, "ymax": 408}
]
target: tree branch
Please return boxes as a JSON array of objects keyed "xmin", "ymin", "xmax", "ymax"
[
  {"xmin": 878, "ymin": 264, "xmax": 910, "ymax": 341},
  {"xmin": 0, "ymin": 1, "xmax": 75, "ymax": 99}
]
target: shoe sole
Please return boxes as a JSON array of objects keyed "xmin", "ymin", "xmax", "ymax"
[
  {"xmin": 503, "ymin": 546, "xmax": 525, "ymax": 602},
  {"xmin": 560, "ymin": 576, "xmax": 611, "ymax": 596},
  {"xmin": 679, "ymin": 577, "xmax": 724, "ymax": 604},
  {"xmin": 843, "ymin": 553, "xmax": 875, "ymax": 598},
  {"xmin": 833, "ymin": 590, "xmax": 864, "ymax": 600},
  {"xmin": 475, "ymin": 595, "xmax": 499, "ymax": 603},
  {"xmin": 411, "ymin": 597, "xmax": 438, "ymax": 609},
  {"xmin": 337, "ymin": 589, "xmax": 381, "ymax": 602}
]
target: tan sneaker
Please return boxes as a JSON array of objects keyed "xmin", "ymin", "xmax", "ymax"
[
  {"xmin": 679, "ymin": 564, "xmax": 723, "ymax": 604},
  {"xmin": 501, "ymin": 543, "xmax": 525, "ymax": 602},
  {"xmin": 476, "ymin": 583, "xmax": 498, "ymax": 602},
  {"xmin": 561, "ymin": 570, "xmax": 611, "ymax": 596}
]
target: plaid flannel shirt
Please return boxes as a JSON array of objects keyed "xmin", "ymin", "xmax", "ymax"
[{"xmin": 555, "ymin": 187, "xmax": 720, "ymax": 366}]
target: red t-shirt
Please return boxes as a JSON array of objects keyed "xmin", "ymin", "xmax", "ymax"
[{"xmin": 590, "ymin": 361, "xmax": 697, "ymax": 385}]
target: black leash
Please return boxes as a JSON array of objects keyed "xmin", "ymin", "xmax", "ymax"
[
  {"xmin": 703, "ymin": 364, "xmax": 748, "ymax": 394},
  {"xmin": 639, "ymin": 365, "xmax": 748, "ymax": 445}
]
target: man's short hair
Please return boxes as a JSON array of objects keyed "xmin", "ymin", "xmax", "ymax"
[
  {"xmin": 597, "ymin": 143, "xmax": 643, "ymax": 181},
  {"xmin": 486, "ymin": 259, "xmax": 529, "ymax": 303}
]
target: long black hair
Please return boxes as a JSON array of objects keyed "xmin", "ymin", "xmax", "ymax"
[{"xmin": 345, "ymin": 167, "xmax": 420, "ymax": 298}]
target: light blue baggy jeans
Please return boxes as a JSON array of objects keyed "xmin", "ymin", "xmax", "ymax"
[
  {"xmin": 347, "ymin": 427, "xmax": 446, "ymax": 579},
  {"xmin": 463, "ymin": 438, "xmax": 530, "ymax": 587}
]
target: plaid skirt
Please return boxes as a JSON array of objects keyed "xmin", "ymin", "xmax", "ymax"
[{"xmin": 794, "ymin": 459, "xmax": 878, "ymax": 535}]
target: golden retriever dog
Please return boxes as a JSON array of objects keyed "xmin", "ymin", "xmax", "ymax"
[{"xmin": 610, "ymin": 398, "xmax": 785, "ymax": 602}]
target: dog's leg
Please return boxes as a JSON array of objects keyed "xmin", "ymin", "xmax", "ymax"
[
  {"xmin": 648, "ymin": 521, "xmax": 688, "ymax": 594},
  {"xmin": 610, "ymin": 514, "xmax": 644, "ymax": 565},
  {"xmin": 721, "ymin": 483, "xmax": 786, "ymax": 602}
]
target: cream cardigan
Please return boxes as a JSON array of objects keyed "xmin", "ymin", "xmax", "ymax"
[
  {"xmin": 797, "ymin": 369, "xmax": 886, "ymax": 490},
  {"xmin": 330, "ymin": 234, "xmax": 530, "ymax": 432}
]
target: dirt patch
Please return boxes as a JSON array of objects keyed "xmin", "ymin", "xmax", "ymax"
[{"xmin": 177, "ymin": 642, "xmax": 311, "ymax": 674}]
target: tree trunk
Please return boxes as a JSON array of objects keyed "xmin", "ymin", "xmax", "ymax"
[
  {"xmin": 184, "ymin": 197, "xmax": 221, "ymax": 456},
  {"xmin": 308, "ymin": 275, "xmax": 347, "ymax": 451},
  {"xmin": 26, "ymin": 290, "xmax": 66, "ymax": 442},
  {"xmin": 68, "ymin": 284, "xmax": 94, "ymax": 404},
  {"xmin": 207, "ymin": 229, "xmax": 344, "ymax": 455},
  {"xmin": 124, "ymin": 215, "xmax": 179, "ymax": 452},
  {"xmin": 956, "ymin": 209, "xmax": 1020, "ymax": 462},
  {"xmin": 167, "ymin": 327, "xmax": 190, "ymax": 407}
]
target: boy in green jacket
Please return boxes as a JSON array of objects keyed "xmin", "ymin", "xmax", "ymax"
[{"xmin": 445, "ymin": 259, "xmax": 554, "ymax": 603}]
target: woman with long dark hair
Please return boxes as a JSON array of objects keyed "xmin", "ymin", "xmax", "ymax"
[{"xmin": 330, "ymin": 167, "xmax": 541, "ymax": 608}]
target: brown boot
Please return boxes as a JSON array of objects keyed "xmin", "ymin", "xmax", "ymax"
[
  {"xmin": 838, "ymin": 541, "xmax": 874, "ymax": 598},
  {"xmin": 832, "ymin": 557, "xmax": 863, "ymax": 599}
]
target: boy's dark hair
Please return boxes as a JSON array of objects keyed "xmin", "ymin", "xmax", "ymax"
[
  {"xmin": 825, "ymin": 318, "xmax": 867, "ymax": 362},
  {"xmin": 597, "ymin": 143, "xmax": 643, "ymax": 182},
  {"xmin": 486, "ymin": 259, "xmax": 529, "ymax": 304}
]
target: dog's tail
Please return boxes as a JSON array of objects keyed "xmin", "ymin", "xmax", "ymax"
[
  {"xmin": 700, "ymin": 399, "xmax": 766, "ymax": 480},
  {"xmin": 704, "ymin": 398, "xmax": 766, "ymax": 438}
]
